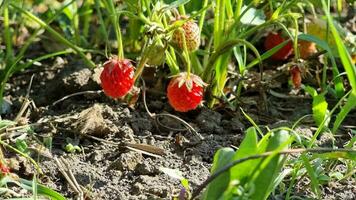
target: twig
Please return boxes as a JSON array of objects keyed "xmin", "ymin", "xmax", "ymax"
[
  {"xmin": 55, "ymin": 156, "xmax": 84, "ymax": 199},
  {"xmin": 26, "ymin": 74, "xmax": 35, "ymax": 98},
  {"xmin": 51, "ymin": 90, "xmax": 103, "ymax": 106},
  {"xmin": 191, "ymin": 148, "xmax": 356, "ymax": 199}
]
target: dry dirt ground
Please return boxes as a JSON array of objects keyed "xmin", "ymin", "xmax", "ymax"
[{"xmin": 1, "ymin": 58, "xmax": 355, "ymax": 199}]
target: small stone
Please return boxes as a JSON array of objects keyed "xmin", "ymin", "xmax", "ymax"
[{"xmin": 131, "ymin": 182, "xmax": 144, "ymax": 195}]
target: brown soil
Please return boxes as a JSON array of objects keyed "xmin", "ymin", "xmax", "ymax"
[{"xmin": 1, "ymin": 58, "xmax": 355, "ymax": 200}]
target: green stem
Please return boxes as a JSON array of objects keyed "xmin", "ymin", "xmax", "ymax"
[
  {"xmin": 105, "ymin": 0, "xmax": 124, "ymax": 59},
  {"xmin": 198, "ymin": 0, "xmax": 209, "ymax": 32},
  {"xmin": 180, "ymin": 28, "xmax": 191, "ymax": 77},
  {"xmin": 144, "ymin": 0, "xmax": 151, "ymax": 15},
  {"xmin": 17, "ymin": 0, "xmax": 77, "ymax": 59},
  {"xmin": 72, "ymin": 1, "xmax": 81, "ymax": 45},
  {"xmin": 82, "ymin": 1, "xmax": 92, "ymax": 40},
  {"xmin": 4, "ymin": 0, "xmax": 13, "ymax": 65},
  {"xmin": 133, "ymin": 57, "xmax": 148, "ymax": 81},
  {"xmin": 10, "ymin": 3, "xmax": 95, "ymax": 68},
  {"xmin": 178, "ymin": 5, "xmax": 186, "ymax": 16},
  {"xmin": 292, "ymin": 17, "xmax": 299, "ymax": 60},
  {"xmin": 234, "ymin": 0, "xmax": 243, "ymax": 19}
]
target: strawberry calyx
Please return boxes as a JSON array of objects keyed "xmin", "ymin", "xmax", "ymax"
[{"xmin": 169, "ymin": 72, "xmax": 207, "ymax": 92}]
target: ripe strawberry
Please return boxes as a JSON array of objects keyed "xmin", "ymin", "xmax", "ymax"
[
  {"xmin": 298, "ymin": 40, "xmax": 317, "ymax": 59},
  {"xmin": 290, "ymin": 66, "xmax": 302, "ymax": 89},
  {"xmin": 0, "ymin": 162, "xmax": 10, "ymax": 175},
  {"xmin": 100, "ymin": 58, "xmax": 135, "ymax": 98},
  {"xmin": 264, "ymin": 32, "xmax": 293, "ymax": 61},
  {"xmin": 167, "ymin": 73, "xmax": 205, "ymax": 112},
  {"xmin": 172, "ymin": 18, "xmax": 200, "ymax": 52}
]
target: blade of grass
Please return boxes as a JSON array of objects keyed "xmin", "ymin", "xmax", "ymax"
[
  {"xmin": 322, "ymin": 1, "xmax": 356, "ymax": 89},
  {"xmin": 3, "ymin": 0, "xmax": 13, "ymax": 65},
  {"xmin": 13, "ymin": 49, "xmax": 74, "ymax": 74},
  {"xmin": 103, "ymin": 0, "xmax": 124, "ymax": 59},
  {"xmin": 332, "ymin": 89, "xmax": 356, "ymax": 133},
  {"xmin": 301, "ymin": 154, "xmax": 321, "ymax": 197},
  {"xmin": 10, "ymin": 3, "xmax": 95, "ymax": 68}
]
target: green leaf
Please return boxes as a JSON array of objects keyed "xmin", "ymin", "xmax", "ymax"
[
  {"xmin": 303, "ymin": 86, "xmax": 330, "ymax": 127},
  {"xmin": 20, "ymin": 178, "xmax": 66, "ymax": 200},
  {"xmin": 247, "ymin": 39, "xmax": 291, "ymax": 69},
  {"xmin": 1, "ymin": 176, "xmax": 67, "ymax": 200},
  {"xmin": 240, "ymin": 5, "xmax": 265, "ymax": 25},
  {"xmin": 230, "ymin": 127, "xmax": 258, "ymax": 182},
  {"xmin": 250, "ymin": 130, "xmax": 291, "ymax": 200},
  {"xmin": 203, "ymin": 147, "xmax": 235, "ymax": 200},
  {"xmin": 0, "ymin": 119, "xmax": 16, "ymax": 129},
  {"xmin": 322, "ymin": 1, "xmax": 356, "ymax": 90},
  {"xmin": 332, "ymin": 89, "xmax": 356, "ymax": 133},
  {"xmin": 165, "ymin": 0, "xmax": 191, "ymax": 9}
]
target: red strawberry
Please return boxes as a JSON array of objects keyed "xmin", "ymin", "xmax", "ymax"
[
  {"xmin": 172, "ymin": 18, "xmax": 200, "ymax": 52},
  {"xmin": 100, "ymin": 58, "xmax": 135, "ymax": 98},
  {"xmin": 167, "ymin": 73, "xmax": 205, "ymax": 112},
  {"xmin": 298, "ymin": 40, "xmax": 317, "ymax": 59},
  {"xmin": 290, "ymin": 66, "xmax": 302, "ymax": 89},
  {"xmin": 264, "ymin": 32, "xmax": 293, "ymax": 61},
  {"xmin": 0, "ymin": 162, "xmax": 10, "ymax": 175}
]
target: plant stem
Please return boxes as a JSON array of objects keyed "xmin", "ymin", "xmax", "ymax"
[
  {"xmin": 180, "ymin": 28, "xmax": 191, "ymax": 77},
  {"xmin": 3, "ymin": 0, "xmax": 13, "ymax": 65},
  {"xmin": 191, "ymin": 148, "xmax": 356, "ymax": 199},
  {"xmin": 133, "ymin": 57, "xmax": 148, "ymax": 82},
  {"xmin": 105, "ymin": 0, "xmax": 124, "ymax": 59},
  {"xmin": 178, "ymin": 5, "xmax": 186, "ymax": 16},
  {"xmin": 198, "ymin": 0, "xmax": 209, "ymax": 32},
  {"xmin": 71, "ymin": 1, "xmax": 81, "ymax": 45}
]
